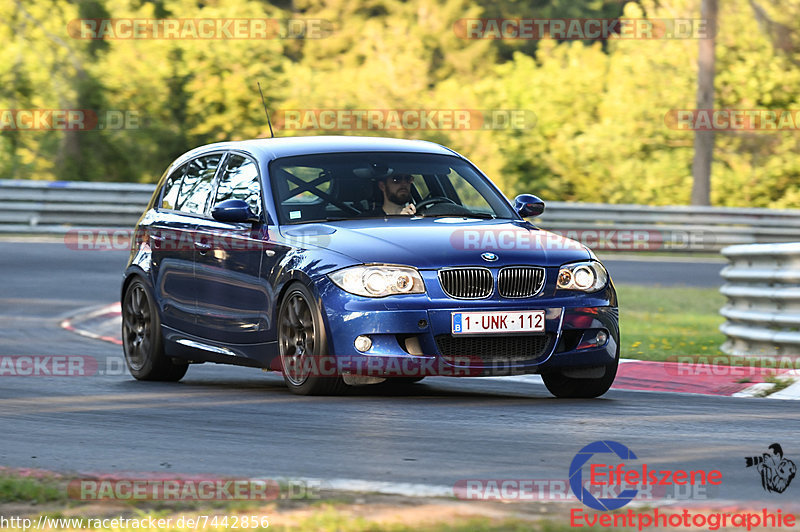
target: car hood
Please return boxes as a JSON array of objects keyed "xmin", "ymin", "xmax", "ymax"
[{"xmin": 280, "ymin": 219, "xmax": 592, "ymax": 269}]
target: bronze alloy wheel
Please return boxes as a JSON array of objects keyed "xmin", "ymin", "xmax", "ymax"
[
  {"xmin": 122, "ymin": 278, "xmax": 188, "ymax": 381},
  {"xmin": 278, "ymin": 283, "xmax": 346, "ymax": 395},
  {"xmin": 279, "ymin": 290, "xmax": 316, "ymax": 387}
]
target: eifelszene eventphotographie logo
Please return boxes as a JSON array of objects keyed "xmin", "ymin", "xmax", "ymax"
[
  {"xmin": 569, "ymin": 441, "xmax": 722, "ymax": 511},
  {"xmin": 745, "ymin": 443, "xmax": 796, "ymax": 494}
]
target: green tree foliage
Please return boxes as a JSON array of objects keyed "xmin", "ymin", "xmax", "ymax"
[
  {"xmin": 1, "ymin": 0, "xmax": 799, "ymax": 208},
  {"xmin": 712, "ymin": 0, "xmax": 800, "ymax": 208}
]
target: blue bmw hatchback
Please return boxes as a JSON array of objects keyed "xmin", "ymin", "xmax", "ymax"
[{"xmin": 122, "ymin": 136, "xmax": 619, "ymax": 397}]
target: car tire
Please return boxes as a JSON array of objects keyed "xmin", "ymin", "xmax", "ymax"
[
  {"xmin": 122, "ymin": 277, "xmax": 188, "ymax": 382},
  {"xmin": 541, "ymin": 348, "xmax": 619, "ymax": 399},
  {"xmin": 278, "ymin": 283, "xmax": 347, "ymax": 395}
]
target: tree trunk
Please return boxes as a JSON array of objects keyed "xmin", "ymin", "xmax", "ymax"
[{"xmin": 691, "ymin": 0, "xmax": 719, "ymax": 206}]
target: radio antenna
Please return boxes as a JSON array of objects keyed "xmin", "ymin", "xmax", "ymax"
[{"xmin": 257, "ymin": 82, "xmax": 275, "ymax": 138}]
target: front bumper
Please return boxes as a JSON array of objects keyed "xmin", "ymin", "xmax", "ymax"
[{"xmin": 314, "ymin": 273, "xmax": 619, "ymax": 378}]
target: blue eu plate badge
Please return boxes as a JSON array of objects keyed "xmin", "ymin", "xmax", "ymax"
[{"xmin": 452, "ymin": 313, "xmax": 463, "ymax": 333}]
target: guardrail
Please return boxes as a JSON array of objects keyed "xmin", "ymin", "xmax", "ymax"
[
  {"xmin": 540, "ymin": 203, "xmax": 800, "ymax": 252},
  {"xmin": 0, "ymin": 180, "xmax": 153, "ymax": 232},
  {"xmin": 720, "ymin": 243, "xmax": 800, "ymax": 357},
  {"xmin": 3, "ymin": 179, "xmax": 800, "ymax": 251}
]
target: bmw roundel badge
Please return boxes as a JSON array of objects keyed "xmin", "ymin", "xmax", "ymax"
[{"xmin": 481, "ymin": 252, "xmax": 498, "ymax": 262}]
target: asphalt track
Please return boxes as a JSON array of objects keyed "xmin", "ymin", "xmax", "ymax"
[{"xmin": 1, "ymin": 241, "xmax": 796, "ymax": 507}]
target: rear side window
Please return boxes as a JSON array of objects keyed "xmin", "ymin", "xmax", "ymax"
[
  {"xmin": 214, "ymin": 154, "xmax": 262, "ymax": 217},
  {"xmin": 160, "ymin": 164, "xmax": 186, "ymax": 210},
  {"xmin": 175, "ymin": 154, "xmax": 223, "ymax": 215}
]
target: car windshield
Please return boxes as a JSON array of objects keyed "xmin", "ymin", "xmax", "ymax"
[{"xmin": 269, "ymin": 152, "xmax": 517, "ymax": 224}]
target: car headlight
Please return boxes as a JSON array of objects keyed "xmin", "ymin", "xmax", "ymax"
[
  {"xmin": 328, "ymin": 265, "xmax": 426, "ymax": 297},
  {"xmin": 557, "ymin": 261, "xmax": 608, "ymax": 292}
]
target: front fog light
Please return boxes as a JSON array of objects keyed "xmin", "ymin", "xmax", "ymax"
[
  {"xmin": 595, "ymin": 330, "xmax": 608, "ymax": 346},
  {"xmin": 354, "ymin": 335, "xmax": 373, "ymax": 352},
  {"xmin": 577, "ymin": 329, "xmax": 609, "ymax": 350}
]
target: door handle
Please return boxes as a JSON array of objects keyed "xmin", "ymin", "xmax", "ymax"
[{"xmin": 194, "ymin": 241, "xmax": 212, "ymax": 253}]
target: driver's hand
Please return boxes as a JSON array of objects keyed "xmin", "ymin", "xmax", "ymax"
[{"xmin": 400, "ymin": 203, "xmax": 416, "ymax": 215}]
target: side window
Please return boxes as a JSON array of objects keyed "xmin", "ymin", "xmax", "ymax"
[
  {"xmin": 175, "ymin": 154, "xmax": 223, "ymax": 215},
  {"xmin": 444, "ymin": 170, "xmax": 494, "ymax": 213},
  {"xmin": 214, "ymin": 155, "xmax": 262, "ymax": 217},
  {"xmin": 160, "ymin": 164, "xmax": 186, "ymax": 210},
  {"xmin": 412, "ymin": 174, "xmax": 430, "ymax": 199}
]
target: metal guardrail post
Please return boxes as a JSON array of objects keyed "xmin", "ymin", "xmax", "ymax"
[{"xmin": 720, "ymin": 243, "xmax": 800, "ymax": 357}]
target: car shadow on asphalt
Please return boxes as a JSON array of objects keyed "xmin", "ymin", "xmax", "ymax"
[{"xmin": 108, "ymin": 373, "xmax": 614, "ymax": 402}]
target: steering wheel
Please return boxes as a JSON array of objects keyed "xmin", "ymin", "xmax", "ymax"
[{"xmin": 415, "ymin": 196, "xmax": 457, "ymax": 211}]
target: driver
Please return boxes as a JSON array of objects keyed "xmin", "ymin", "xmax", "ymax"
[{"xmin": 374, "ymin": 173, "xmax": 417, "ymax": 215}]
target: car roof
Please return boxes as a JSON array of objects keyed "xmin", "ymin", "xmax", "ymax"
[{"xmin": 174, "ymin": 136, "xmax": 459, "ymax": 166}]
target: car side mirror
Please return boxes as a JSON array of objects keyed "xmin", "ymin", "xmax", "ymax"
[
  {"xmin": 514, "ymin": 194, "xmax": 545, "ymax": 217},
  {"xmin": 212, "ymin": 199, "xmax": 261, "ymax": 224}
]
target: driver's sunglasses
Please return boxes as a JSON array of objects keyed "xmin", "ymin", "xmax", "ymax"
[{"xmin": 389, "ymin": 175, "xmax": 414, "ymax": 184}]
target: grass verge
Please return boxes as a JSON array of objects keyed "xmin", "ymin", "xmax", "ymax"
[
  {"xmin": 0, "ymin": 471, "xmax": 595, "ymax": 532},
  {"xmin": 0, "ymin": 472, "xmax": 65, "ymax": 503},
  {"xmin": 617, "ymin": 284, "xmax": 727, "ymax": 362}
]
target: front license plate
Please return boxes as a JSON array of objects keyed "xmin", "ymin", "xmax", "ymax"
[{"xmin": 451, "ymin": 310, "xmax": 545, "ymax": 335}]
